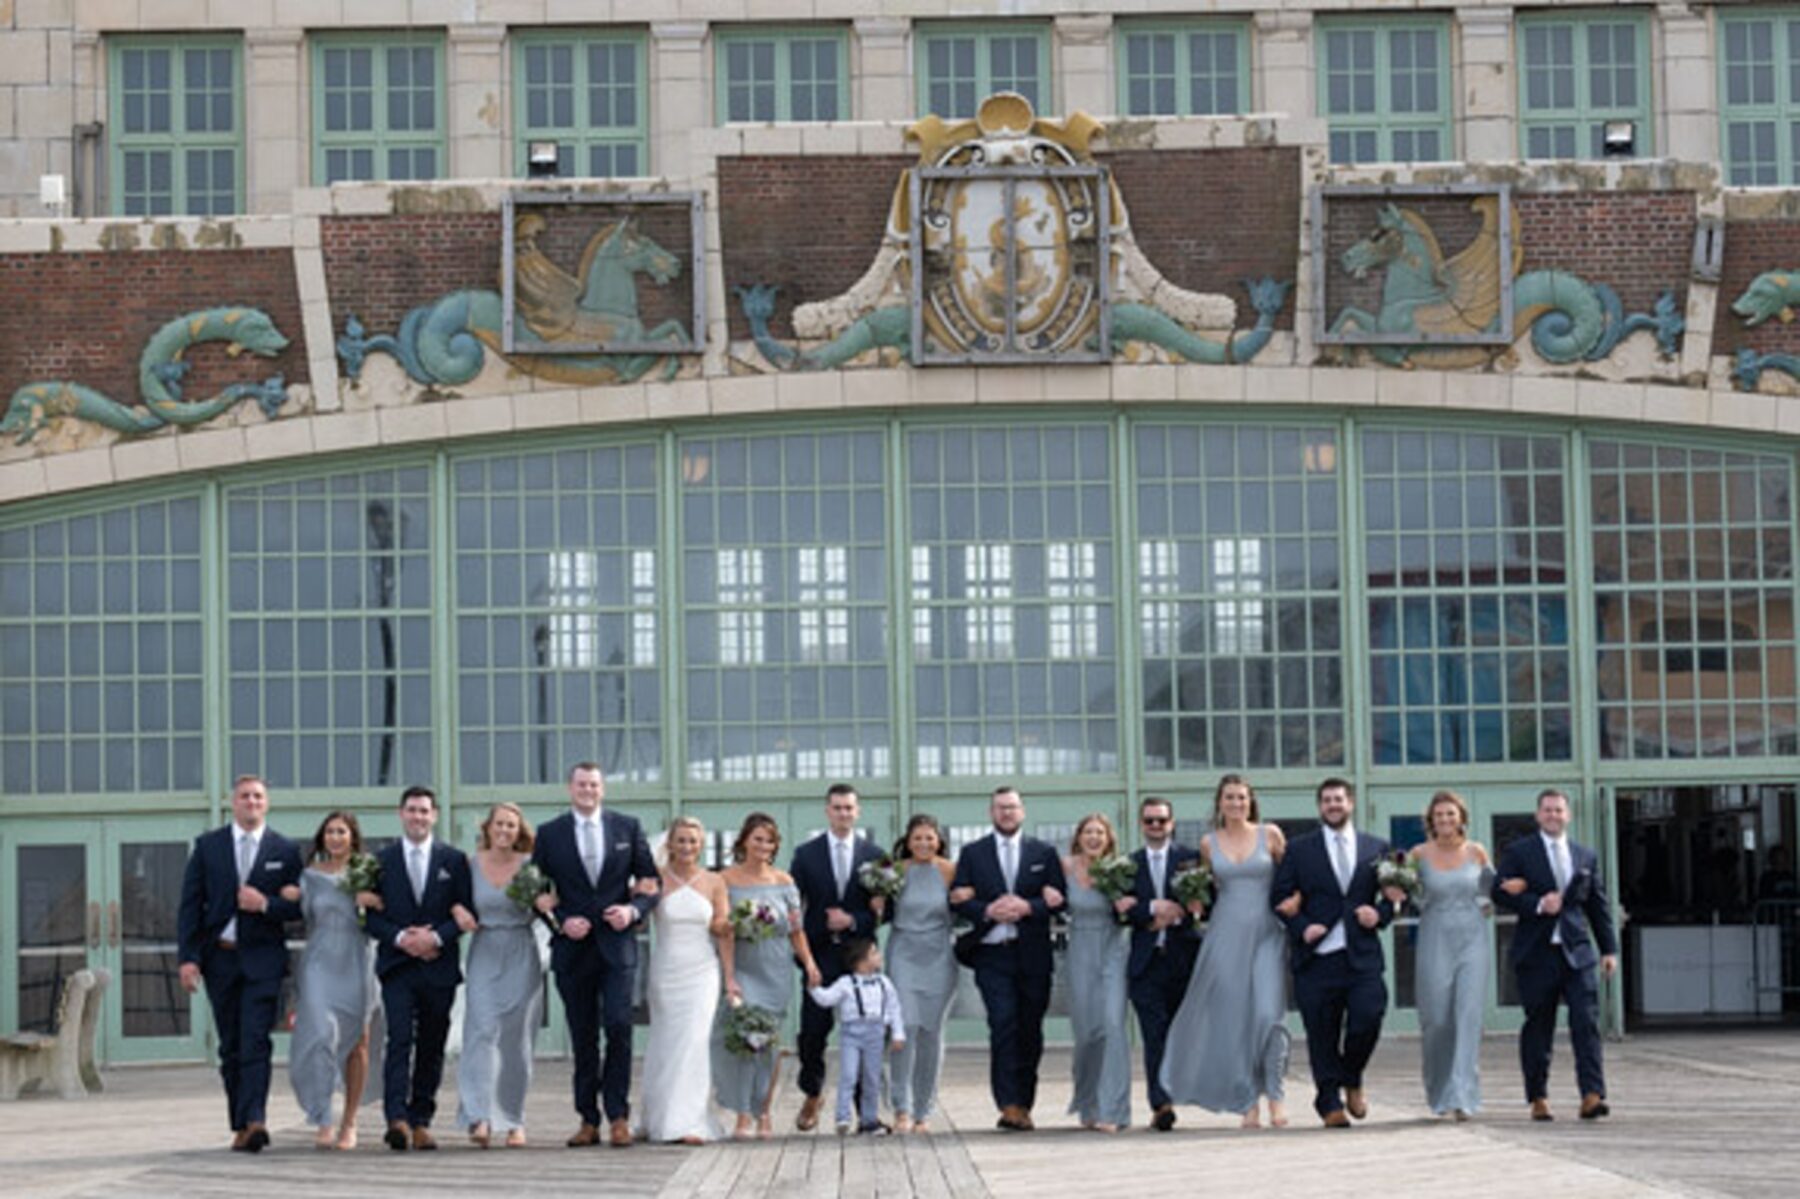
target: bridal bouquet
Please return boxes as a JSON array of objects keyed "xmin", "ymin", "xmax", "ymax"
[
  {"xmin": 336, "ymin": 852, "xmax": 381, "ymax": 926},
  {"xmin": 722, "ymin": 999, "xmax": 781, "ymax": 1058},
  {"xmin": 729, "ymin": 897, "xmax": 785, "ymax": 943},
  {"xmin": 1086, "ymin": 854, "xmax": 1138, "ymax": 923},
  {"xmin": 1376, "ymin": 852, "xmax": 1422, "ymax": 903},
  {"xmin": 1170, "ymin": 859, "xmax": 1214, "ymax": 920},
  {"xmin": 505, "ymin": 862, "xmax": 562, "ymax": 934},
  {"xmin": 857, "ymin": 855, "xmax": 906, "ymax": 900}
]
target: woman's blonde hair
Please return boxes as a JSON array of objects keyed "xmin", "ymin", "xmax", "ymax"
[
  {"xmin": 1069, "ymin": 812, "xmax": 1119, "ymax": 858},
  {"xmin": 661, "ymin": 815, "xmax": 707, "ymax": 868},
  {"xmin": 478, "ymin": 801, "xmax": 534, "ymax": 852}
]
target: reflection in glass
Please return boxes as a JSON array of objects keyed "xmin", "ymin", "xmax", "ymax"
[
  {"xmin": 118, "ymin": 841, "xmax": 190, "ymax": 1038},
  {"xmin": 17, "ymin": 845, "xmax": 86, "ymax": 1034}
]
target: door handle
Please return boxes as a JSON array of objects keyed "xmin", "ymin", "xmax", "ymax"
[
  {"xmin": 87, "ymin": 901, "xmax": 101, "ymax": 949},
  {"xmin": 107, "ymin": 901, "xmax": 120, "ymax": 948}
]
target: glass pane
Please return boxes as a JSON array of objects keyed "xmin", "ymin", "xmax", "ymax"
[
  {"xmin": 118, "ymin": 841, "xmax": 191, "ymax": 1037},
  {"xmin": 16, "ymin": 845, "xmax": 86, "ymax": 1034}
]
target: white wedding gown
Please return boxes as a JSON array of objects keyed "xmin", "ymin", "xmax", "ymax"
[{"xmin": 638, "ymin": 880, "xmax": 723, "ymax": 1142}]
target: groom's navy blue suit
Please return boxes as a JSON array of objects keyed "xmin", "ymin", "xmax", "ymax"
[
  {"xmin": 1126, "ymin": 841, "xmax": 1201, "ymax": 1114},
  {"xmin": 790, "ymin": 831, "xmax": 883, "ymax": 1100},
  {"xmin": 1271, "ymin": 824, "xmax": 1395, "ymax": 1117}
]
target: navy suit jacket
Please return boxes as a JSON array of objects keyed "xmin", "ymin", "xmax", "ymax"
[
  {"xmin": 177, "ymin": 824, "xmax": 304, "ymax": 981},
  {"xmin": 530, "ymin": 809, "xmax": 659, "ymax": 976},
  {"xmin": 1271, "ymin": 826, "xmax": 1395, "ymax": 976},
  {"xmin": 790, "ymin": 832, "xmax": 884, "ymax": 978},
  {"xmin": 364, "ymin": 838, "xmax": 473, "ymax": 986},
  {"xmin": 1492, "ymin": 834, "xmax": 1618, "ymax": 972},
  {"xmin": 951, "ymin": 833, "xmax": 1067, "ymax": 973},
  {"xmin": 1126, "ymin": 842, "xmax": 1202, "ymax": 980}
]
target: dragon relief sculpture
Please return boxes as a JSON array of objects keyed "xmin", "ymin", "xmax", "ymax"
[
  {"xmin": 1325, "ymin": 196, "xmax": 1684, "ymax": 369},
  {"xmin": 3, "ymin": 307, "xmax": 290, "ymax": 445},
  {"xmin": 734, "ymin": 92, "xmax": 1290, "ymax": 372},
  {"xmin": 336, "ymin": 212, "xmax": 692, "ymax": 390},
  {"xmin": 1728, "ymin": 269, "xmax": 1800, "ymax": 390}
]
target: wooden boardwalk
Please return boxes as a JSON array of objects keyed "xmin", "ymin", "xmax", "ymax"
[{"xmin": 5, "ymin": 1030, "xmax": 1796, "ymax": 1198}]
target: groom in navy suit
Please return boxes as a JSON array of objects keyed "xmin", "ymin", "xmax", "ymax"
[
  {"xmin": 1271, "ymin": 777, "xmax": 1400, "ymax": 1127},
  {"xmin": 531, "ymin": 761, "xmax": 660, "ymax": 1147},
  {"xmin": 1126, "ymin": 795, "xmax": 1202, "ymax": 1132},
  {"xmin": 1492, "ymin": 788, "xmax": 1618, "ymax": 1122},
  {"xmin": 177, "ymin": 774, "xmax": 304, "ymax": 1152},
  {"xmin": 365, "ymin": 784, "xmax": 472, "ymax": 1150},
  {"xmin": 952, "ymin": 785, "xmax": 1067, "ymax": 1131}
]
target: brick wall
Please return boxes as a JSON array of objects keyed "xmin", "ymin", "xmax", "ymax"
[
  {"xmin": 1714, "ymin": 219, "xmax": 1800, "ymax": 356},
  {"xmin": 1514, "ymin": 191, "xmax": 1694, "ymax": 316},
  {"xmin": 322, "ymin": 213, "xmax": 503, "ymax": 335},
  {"xmin": 0, "ymin": 250, "xmax": 308, "ymax": 408}
]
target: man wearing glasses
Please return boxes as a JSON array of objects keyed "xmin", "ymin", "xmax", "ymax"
[{"xmin": 1125, "ymin": 796, "xmax": 1201, "ymax": 1131}]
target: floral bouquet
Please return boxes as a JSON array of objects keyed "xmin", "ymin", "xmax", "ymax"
[
  {"xmin": 1086, "ymin": 853, "xmax": 1138, "ymax": 923},
  {"xmin": 1376, "ymin": 852, "xmax": 1422, "ymax": 904},
  {"xmin": 729, "ymin": 897, "xmax": 785, "ymax": 943},
  {"xmin": 721, "ymin": 998, "xmax": 781, "ymax": 1058},
  {"xmin": 505, "ymin": 862, "xmax": 562, "ymax": 934},
  {"xmin": 1170, "ymin": 859, "xmax": 1214, "ymax": 922},
  {"xmin": 857, "ymin": 855, "xmax": 906, "ymax": 900},
  {"xmin": 336, "ymin": 852, "xmax": 381, "ymax": 927}
]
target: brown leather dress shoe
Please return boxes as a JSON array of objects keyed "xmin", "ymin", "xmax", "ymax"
[
  {"xmin": 241, "ymin": 1123, "xmax": 270, "ymax": 1154},
  {"xmin": 385, "ymin": 1121, "xmax": 412, "ymax": 1151},
  {"xmin": 1322, "ymin": 1109, "xmax": 1352, "ymax": 1128},
  {"xmin": 566, "ymin": 1122, "xmax": 602, "ymax": 1147},
  {"xmin": 609, "ymin": 1118, "xmax": 634, "ymax": 1147},
  {"xmin": 1530, "ymin": 1098, "xmax": 1554, "ymax": 1122},
  {"xmin": 1579, "ymin": 1093, "xmax": 1610, "ymax": 1120},
  {"xmin": 411, "ymin": 1126, "xmax": 438, "ymax": 1151},
  {"xmin": 1152, "ymin": 1105, "xmax": 1177, "ymax": 1132},
  {"xmin": 230, "ymin": 1129, "xmax": 250, "ymax": 1152},
  {"xmin": 796, "ymin": 1094, "xmax": 822, "ymax": 1132},
  {"xmin": 1344, "ymin": 1088, "xmax": 1368, "ymax": 1119}
]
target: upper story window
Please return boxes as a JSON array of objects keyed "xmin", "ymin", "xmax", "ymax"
[
  {"xmin": 1519, "ymin": 10, "xmax": 1651, "ymax": 160},
  {"xmin": 716, "ymin": 26, "xmax": 849, "ymax": 122},
  {"xmin": 1117, "ymin": 20, "xmax": 1249, "ymax": 117},
  {"xmin": 513, "ymin": 30, "xmax": 647, "ymax": 178},
  {"xmin": 1720, "ymin": 8, "xmax": 1800, "ymax": 185},
  {"xmin": 917, "ymin": 23, "xmax": 1050, "ymax": 119},
  {"xmin": 1317, "ymin": 16, "xmax": 1451, "ymax": 164},
  {"xmin": 109, "ymin": 37, "xmax": 242, "ymax": 216},
  {"xmin": 312, "ymin": 33, "xmax": 445, "ymax": 185}
]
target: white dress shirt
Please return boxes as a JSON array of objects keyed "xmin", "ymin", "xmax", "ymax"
[
  {"xmin": 1539, "ymin": 831, "xmax": 1571, "ymax": 944},
  {"xmin": 1315, "ymin": 826, "xmax": 1356, "ymax": 956},
  {"xmin": 983, "ymin": 832, "xmax": 1023, "ymax": 945},
  {"xmin": 400, "ymin": 835, "xmax": 441, "ymax": 948},
  {"xmin": 829, "ymin": 831, "xmax": 857, "ymax": 900},
  {"xmin": 221, "ymin": 825, "xmax": 262, "ymax": 945}
]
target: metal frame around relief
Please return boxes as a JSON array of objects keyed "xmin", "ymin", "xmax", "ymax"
[
  {"xmin": 501, "ymin": 190, "xmax": 707, "ymax": 356},
  {"xmin": 908, "ymin": 163, "xmax": 1112, "ymax": 366},
  {"xmin": 1311, "ymin": 182, "xmax": 1515, "ymax": 348}
]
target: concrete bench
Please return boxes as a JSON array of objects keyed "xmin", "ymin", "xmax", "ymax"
[{"xmin": 0, "ymin": 968, "xmax": 109, "ymax": 1100}]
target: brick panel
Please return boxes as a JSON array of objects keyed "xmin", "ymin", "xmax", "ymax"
[
  {"xmin": 1715, "ymin": 219, "xmax": 1800, "ymax": 356},
  {"xmin": 0, "ymin": 250, "xmax": 308, "ymax": 410},
  {"xmin": 323, "ymin": 213, "xmax": 502, "ymax": 335},
  {"xmin": 1513, "ymin": 191, "xmax": 1694, "ymax": 317}
]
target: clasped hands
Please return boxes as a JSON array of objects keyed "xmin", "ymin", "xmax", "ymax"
[
  {"xmin": 550, "ymin": 877, "xmax": 657, "ymax": 940},
  {"xmin": 1112, "ymin": 895, "xmax": 1190, "ymax": 928},
  {"xmin": 1279, "ymin": 890, "xmax": 1383, "ymax": 944},
  {"xmin": 982, "ymin": 885, "xmax": 1062, "ymax": 924}
]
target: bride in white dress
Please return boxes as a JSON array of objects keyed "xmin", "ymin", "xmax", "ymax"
[{"xmin": 639, "ymin": 817, "xmax": 735, "ymax": 1144}]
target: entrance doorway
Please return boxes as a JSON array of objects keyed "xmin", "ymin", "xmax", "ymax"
[{"xmin": 1615, "ymin": 784, "xmax": 1798, "ymax": 1024}]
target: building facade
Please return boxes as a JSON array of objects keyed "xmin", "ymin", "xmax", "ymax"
[{"xmin": 4, "ymin": 2, "xmax": 1799, "ymax": 1065}]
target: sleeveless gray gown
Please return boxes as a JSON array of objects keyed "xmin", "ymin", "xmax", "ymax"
[
  {"xmin": 1415, "ymin": 858, "xmax": 1492, "ymax": 1115},
  {"xmin": 1160, "ymin": 827, "xmax": 1290, "ymax": 1113},
  {"xmin": 290, "ymin": 867, "xmax": 383, "ymax": 1126},
  {"xmin": 454, "ymin": 865, "xmax": 543, "ymax": 1132},
  {"xmin": 1065, "ymin": 872, "xmax": 1132, "ymax": 1127},
  {"xmin": 713, "ymin": 880, "xmax": 801, "ymax": 1116},
  {"xmin": 886, "ymin": 862, "xmax": 957, "ymax": 1121}
]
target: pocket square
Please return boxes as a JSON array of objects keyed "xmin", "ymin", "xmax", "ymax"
[
  {"xmin": 1029, "ymin": 862, "xmax": 1045, "ymax": 872},
  {"xmin": 435, "ymin": 868, "xmax": 451, "ymax": 881},
  {"xmin": 613, "ymin": 842, "xmax": 630, "ymax": 851},
  {"xmin": 261, "ymin": 861, "xmax": 282, "ymax": 871}
]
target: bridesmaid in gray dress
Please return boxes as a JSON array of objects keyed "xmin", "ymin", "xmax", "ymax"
[
  {"xmin": 454, "ymin": 802, "xmax": 544, "ymax": 1148},
  {"xmin": 1161, "ymin": 775, "xmax": 1292, "ymax": 1128},
  {"xmin": 713, "ymin": 813, "xmax": 822, "ymax": 1139},
  {"xmin": 287, "ymin": 811, "xmax": 381, "ymax": 1151},
  {"xmin": 1063, "ymin": 814, "xmax": 1132, "ymax": 1132},
  {"xmin": 882, "ymin": 815, "xmax": 958, "ymax": 1134},
  {"xmin": 1412, "ymin": 790, "xmax": 1493, "ymax": 1120}
]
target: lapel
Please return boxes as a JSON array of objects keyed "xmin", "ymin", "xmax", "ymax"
[{"xmin": 1523, "ymin": 833, "xmax": 1553, "ymax": 890}]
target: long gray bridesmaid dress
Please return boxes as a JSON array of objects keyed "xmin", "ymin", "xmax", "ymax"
[
  {"xmin": 1065, "ymin": 871, "xmax": 1132, "ymax": 1128},
  {"xmin": 1415, "ymin": 857, "xmax": 1492, "ymax": 1115},
  {"xmin": 886, "ymin": 862, "xmax": 957, "ymax": 1121},
  {"xmin": 454, "ymin": 865, "xmax": 544, "ymax": 1133},
  {"xmin": 713, "ymin": 880, "xmax": 801, "ymax": 1116},
  {"xmin": 1159, "ymin": 826, "xmax": 1290, "ymax": 1113},
  {"xmin": 290, "ymin": 866, "xmax": 383, "ymax": 1127}
]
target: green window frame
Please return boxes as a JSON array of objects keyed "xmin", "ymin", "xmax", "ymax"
[
  {"xmin": 1362, "ymin": 429, "xmax": 1574, "ymax": 766},
  {"xmin": 1518, "ymin": 10, "xmax": 1651, "ymax": 160},
  {"xmin": 310, "ymin": 33, "xmax": 446, "ymax": 185},
  {"xmin": 108, "ymin": 37, "xmax": 242, "ymax": 217},
  {"xmin": 512, "ymin": 30, "xmax": 648, "ymax": 179},
  {"xmin": 1719, "ymin": 7, "xmax": 1800, "ymax": 186},
  {"xmin": 1, "ymin": 496, "xmax": 206, "ymax": 796},
  {"xmin": 714, "ymin": 26, "xmax": 850, "ymax": 123},
  {"xmin": 916, "ymin": 22, "xmax": 1051, "ymax": 120},
  {"xmin": 1589, "ymin": 440, "xmax": 1798, "ymax": 760},
  {"xmin": 1134, "ymin": 423, "xmax": 1346, "ymax": 772},
  {"xmin": 1116, "ymin": 21, "xmax": 1250, "ymax": 118},
  {"xmin": 225, "ymin": 467, "xmax": 434, "ymax": 791},
  {"xmin": 1316, "ymin": 16, "xmax": 1451, "ymax": 165}
]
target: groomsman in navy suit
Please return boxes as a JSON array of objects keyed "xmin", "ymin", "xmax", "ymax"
[
  {"xmin": 365, "ymin": 784, "xmax": 473, "ymax": 1151},
  {"xmin": 1271, "ymin": 777, "xmax": 1401, "ymax": 1127},
  {"xmin": 952, "ymin": 785, "xmax": 1067, "ymax": 1131},
  {"xmin": 530, "ymin": 761, "xmax": 660, "ymax": 1147},
  {"xmin": 177, "ymin": 774, "xmax": 304, "ymax": 1152},
  {"xmin": 1491, "ymin": 787, "xmax": 1619, "ymax": 1122},
  {"xmin": 1125, "ymin": 795, "xmax": 1202, "ymax": 1132},
  {"xmin": 790, "ymin": 782, "xmax": 884, "ymax": 1131}
]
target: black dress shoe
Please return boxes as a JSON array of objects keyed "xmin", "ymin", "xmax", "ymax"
[
  {"xmin": 385, "ymin": 1121, "xmax": 411, "ymax": 1151},
  {"xmin": 1152, "ymin": 1106, "xmax": 1177, "ymax": 1132},
  {"xmin": 242, "ymin": 1125, "xmax": 270, "ymax": 1154},
  {"xmin": 1579, "ymin": 1093, "xmax": 1610, "ymax": 1120}
]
